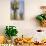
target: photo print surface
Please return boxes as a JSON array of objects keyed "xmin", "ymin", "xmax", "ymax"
[{"xmin": 11, "ymin": 0, "xmax": 24, "ymax": 20}]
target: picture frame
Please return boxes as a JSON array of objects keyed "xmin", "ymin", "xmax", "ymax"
[{"xmin": 10, "ymin": 0, "xmax": 24, "ymax": 20}]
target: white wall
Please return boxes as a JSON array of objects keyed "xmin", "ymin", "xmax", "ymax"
[{"xmin": 0, "ymin": 0, "xmax": 46, "ymax": 39}]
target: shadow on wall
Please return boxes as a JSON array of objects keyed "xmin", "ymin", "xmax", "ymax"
[{"xmin": 30, "ymin": 16, "xmax": 40, "ymax": 27}]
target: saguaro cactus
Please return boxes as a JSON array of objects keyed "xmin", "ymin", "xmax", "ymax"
[{"xmin": 11, "ymin": 0, "xmax": 19, "ymax": 19}]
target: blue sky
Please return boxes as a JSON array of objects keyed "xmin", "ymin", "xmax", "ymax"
[{"xmin": 19, "ymin": 0, "xmax": 24, "ymax": 13}]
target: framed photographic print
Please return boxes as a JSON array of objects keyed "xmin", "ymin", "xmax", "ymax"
[{"xmin": 10, "ymin": 0, "xmax": 24, "ymax": 20}]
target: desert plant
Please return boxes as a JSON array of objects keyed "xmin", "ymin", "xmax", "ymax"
[
  {"xmin": 11, "ymin": 0, "xmax": 19, "ymax": 19},
  {"xmin": 5, "ymin": 26, "xmax": 18, "ymax": 39}
]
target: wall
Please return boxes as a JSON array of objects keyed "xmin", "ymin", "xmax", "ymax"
[{"xmin": 0, "ymin": 0, "xmax": 46, "ymax": 40}]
